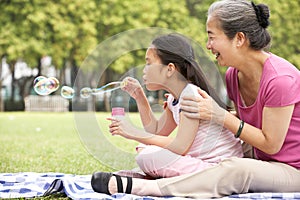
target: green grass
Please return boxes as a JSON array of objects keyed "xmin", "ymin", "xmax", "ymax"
[{"xmin": 0, "ymin": 112, "xmax": 143, "ymax": 174}]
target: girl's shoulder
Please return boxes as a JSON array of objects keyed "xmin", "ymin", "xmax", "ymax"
[{"xmin": 181, "ymin": 84, "xmax": 201, "ymax": 98}]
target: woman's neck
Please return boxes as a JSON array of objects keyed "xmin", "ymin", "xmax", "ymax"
[
  {"xmin": 237, "ymin": 50, "xmax": 269, "ymax": 80},
  {"xmin": 237, "ymin": 51, "xmax": 270, "ymax": 106}
]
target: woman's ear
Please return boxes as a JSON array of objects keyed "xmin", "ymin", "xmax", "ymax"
[{"xmin": 235, "ymin": 32, "xmax": 246, "ymax": 47}]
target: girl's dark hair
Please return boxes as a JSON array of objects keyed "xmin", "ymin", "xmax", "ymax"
[{"xmin": 151, "ymin": 33, "xmax": 227, "ymax": 109}]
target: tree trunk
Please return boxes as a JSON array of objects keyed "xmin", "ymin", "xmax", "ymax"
[
  {"xmin": 9, "ymin": 61, "xmax": 16, "ymax": 102},
  {"xmin": 0, "ymin": 56, "xmax": 3, "ymax": 111},
  {"xmin": 37, "ymin": 57, "xmax": 41, "ymax": 77}
]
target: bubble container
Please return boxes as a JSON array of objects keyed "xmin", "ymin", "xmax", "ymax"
[{"xmin": 112, "ymin": 107, "xmax": 125, "ymax": 117}]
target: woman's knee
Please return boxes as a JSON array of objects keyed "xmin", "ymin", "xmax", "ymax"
[{"xmin": 220, "ymin": 157, "xmax": 255, "ymax": 175}]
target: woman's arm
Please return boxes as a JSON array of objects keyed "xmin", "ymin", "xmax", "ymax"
[
  {"xmin": 180, "ymin": 88, "xmax": 294, "ymax": 154},
  {"xmin": 223, "ymin": 105, "xmax": 293, "ymax": 154}
]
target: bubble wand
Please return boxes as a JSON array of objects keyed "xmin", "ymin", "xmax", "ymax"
[{"xmin": 80, "ymin": 81, "xmax": 126, "ymax": 98}]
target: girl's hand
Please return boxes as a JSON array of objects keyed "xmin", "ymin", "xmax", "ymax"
[
  {"xmin": 107, "ymin": 117, "xmax": 147, "ymax": 140},
  {"xmin": 180, "ymin": 88, "xmax": 226, "ymax": 124},
  {"xmin": 163, "ymin": 93, "xmax": 169, "ymax": 109},
  {"xmin": 122, "ymin": 77, "xmax": 143, "ymax": 100}
]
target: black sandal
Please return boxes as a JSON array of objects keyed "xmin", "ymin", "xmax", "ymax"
[{"xmin": 91, "ymin": 172, "xmax": 132, "ymax": 195}]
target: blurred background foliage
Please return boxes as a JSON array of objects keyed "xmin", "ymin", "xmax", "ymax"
[{"xmin": 0, "ymin": 0, "xmax": 299, "ymax": 111}]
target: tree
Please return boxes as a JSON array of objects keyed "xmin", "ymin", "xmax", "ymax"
[
  {"xmin": 0, "ymin": 0, "xmax": 49, "ymax": 108},
  {"xmin": 0, "ymin": 0, "xmax": 299, "ymax": 111},
  {"xmin": 262, "ymin": 0, "xmax": 300, "ymax": 68}
]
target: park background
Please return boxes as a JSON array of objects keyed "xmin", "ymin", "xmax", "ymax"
[
  {"xmin": 0, "ymin": 0, "xmax": 299, "ymax": 112},
  {"xmin": 0, "ymin": 0, "xmax": 299, "ymax": 178}
]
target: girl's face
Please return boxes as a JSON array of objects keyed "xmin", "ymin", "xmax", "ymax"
[
  {"xmin": 206, "ymin": 16, "xmax": 235, "ymax": 66},
  {"xmin": 143, "ymin": 47, "xmax": 166, "ymax": 91}
]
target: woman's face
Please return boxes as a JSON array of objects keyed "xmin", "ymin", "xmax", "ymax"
[
  {"xmin": 143, "ymin": 47, "xmax": 166, "ymax": 91},
  {"xmin": 206, "ymin": 16, "xmax": 235, "ymax": 66}
]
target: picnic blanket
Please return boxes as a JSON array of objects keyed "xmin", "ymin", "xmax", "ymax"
[{"xmin": 1, "ymin": 172, "xmax": 300, "ymax": 199}]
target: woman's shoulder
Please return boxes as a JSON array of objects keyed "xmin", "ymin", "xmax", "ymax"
[
  {"xmin": 260, "ymin": 54, "xmax": 300, "ymax": 106},
  {"xmin": 265, "ymin": 53, "xmax": 299, "ymax": 76},
  {"xmin": 262, "ymin": 53, "xmax": 300, "ymax": 90}
]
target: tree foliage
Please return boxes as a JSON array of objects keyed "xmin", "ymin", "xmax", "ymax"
[
  {"xmin": 1, "ymin": 0, "xmax": 299, "ymax": 71},
  {"xmin": 262, "ymin": 0, "xmax": 300, "ymax": 67},
  {"xmin": 0, "ymin": 0, "xmax": 299, "ymax": 111}
]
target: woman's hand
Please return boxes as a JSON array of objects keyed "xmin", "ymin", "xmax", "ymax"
[
  {"xmin": 180, "ymin": 88, "xmax": 226, "ymax": 124},
  {"xmin": 122, "ymin": 77, "xmax": 143, "ymax": 100}
]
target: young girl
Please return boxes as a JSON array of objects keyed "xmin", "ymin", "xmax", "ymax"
[{"xmin": 106, "ymin": 33, "xmax": 242, "ymax": 179}]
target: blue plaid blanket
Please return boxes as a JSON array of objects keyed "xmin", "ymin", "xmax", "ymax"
[{"xmin": 0, "ymin": 172, "xmax": 299, "ymax": 199}]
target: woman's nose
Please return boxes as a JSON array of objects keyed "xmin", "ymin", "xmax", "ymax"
[{"xmin": 206, "ymin": 41, "xmax": 211, "ymax": 50}]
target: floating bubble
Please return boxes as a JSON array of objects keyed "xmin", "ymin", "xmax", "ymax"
[
  {"xmin": 34, "ymin": 77, "xmax": 52, "ymax": 96},
  {"xmin": 80, "ymin": 87, "xmax": 93, "ymax": 99},
  {"xmin": 33, "ymin": 76, "xmax": 60, "ymax": 96},
  {"xmin": 47, "ymin": 77, "xmax": 60, "ymax": 92},
  {"xmin": 61, "ymin": 86, "xmax": 75, "ymax": 99},
  {"xmin": 33, "ymin": 76, "xmax": 46, "ymax": 86}
]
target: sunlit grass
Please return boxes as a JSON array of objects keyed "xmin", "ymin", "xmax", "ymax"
[{"xmin": 0, "ymin": 112, "xmax": 144, "ymax": 174}]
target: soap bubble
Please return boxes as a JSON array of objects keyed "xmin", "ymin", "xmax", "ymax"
[
  {"xmin": 33, "ymin": 76, "xmax": 60, "ymax": 96},
  {"xmin": 80, "ymin": 87, "xmax": 93, "ymax": 98},
  {"xmin": 33, "ymin": 76, "xmax": 46, "ymax": 86},
  {"xmin": 61, "ymin": 86, "xmax": 75, "ymax": 99},
  {"xmin": 34, "ymin": 77, "xmax": 52, "ymax": 96},
  {"xmin": 47, "ymin": 77, "xmax": 60, "ymax": 92}
]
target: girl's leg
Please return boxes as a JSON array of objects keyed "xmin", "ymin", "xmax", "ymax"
[
  {"xmin": 136, "ymin": 145, "xmax": 214, "ymax": 178},
  {"xmin": 107, "ymin": 175, "xmax": 163, "ymax": 196},
  {"xmin": 103, "ymin": 157, "xmax": 300, "ymax": 198}
]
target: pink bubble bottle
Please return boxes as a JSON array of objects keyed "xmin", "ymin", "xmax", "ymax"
[{"xmin": 112, "ymin": 107, "xmax": 125, "ymax": 117}]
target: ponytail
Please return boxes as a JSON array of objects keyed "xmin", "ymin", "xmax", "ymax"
[{"xmin": 186, "ymin": 59, "xmax": 227, "ymax": 109}]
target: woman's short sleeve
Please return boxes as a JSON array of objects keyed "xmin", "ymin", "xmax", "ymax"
[{"xmin": 264, "ymin": 75, "xmax": 300, "ymax": 107}]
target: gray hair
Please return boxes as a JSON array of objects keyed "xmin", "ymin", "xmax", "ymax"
[{"xmin": 208, "ymin": 0, "xmax": 271, "ymax": 50}]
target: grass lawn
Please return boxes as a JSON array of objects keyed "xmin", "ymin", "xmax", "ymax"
[{"xmin": 0, "ymin": 112, "xmax": 144, "ymax": 175}]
